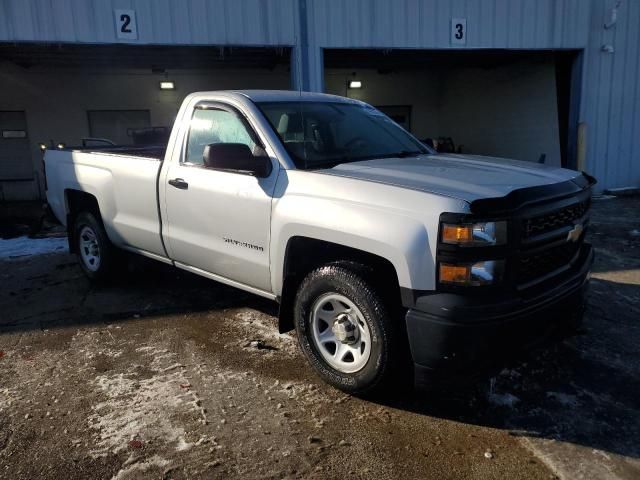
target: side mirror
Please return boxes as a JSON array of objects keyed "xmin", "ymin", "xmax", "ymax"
[{"xmin": 203, "ymin": 143, "xmax": 272, "ymax": 178}]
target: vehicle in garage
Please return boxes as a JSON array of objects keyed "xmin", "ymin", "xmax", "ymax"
[{"xmin": 43, "ymin": 90, "xmax": 595, "ymax": 394}]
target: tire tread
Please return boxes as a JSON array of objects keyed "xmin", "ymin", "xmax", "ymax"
[{"xmin": 294, "ymin": 261, "xmax": 405, "ymax": 396}]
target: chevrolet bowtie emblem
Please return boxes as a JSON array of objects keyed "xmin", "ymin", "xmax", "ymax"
[{"xmin": 567, "ymin": 223, "xmax": 584, "ymax": 242}]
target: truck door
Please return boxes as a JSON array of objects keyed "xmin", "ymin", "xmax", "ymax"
[{"xmin": 162, "ymin": 102, "xmax": 278, "ymax": 293}]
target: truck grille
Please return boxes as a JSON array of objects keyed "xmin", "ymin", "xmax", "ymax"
[
  {"xmin": 517, "ymin": 242, "xmax": 580, "ymax": 285},
  {"xmin": 523, "ymin": 198, "xmax": 590, "ymax": 238},
  {"xmin": 516, "ymin": 195, "xmax": 590, "ymax": 289}
]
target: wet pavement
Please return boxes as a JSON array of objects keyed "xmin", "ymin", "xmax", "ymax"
[{"xmin": 0, "ymin": 197, "xmax": 639, "ymax": 479}]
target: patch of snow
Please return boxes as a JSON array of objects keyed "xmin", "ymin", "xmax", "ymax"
[
  {"xmin": 591, "ymin": 449, "xmax": 612, "ymax": 461},
  {"xmin": 498, "ymin": 368, "xmax": 522, "ymax": 379},
  {"xmin": 546, "ymin": 391, "xmax": 580, "ymax": 407},
  {"xmin": 0, "ymin": 386, "xmax": 19, "ymax": 410},
  {"xmin": 487, "ymin": 392, "xmax": 521, "ymax": 407},
  {"xmin": 89, "ymin": 370, "xmax": 190, "ymax": 456},
  {"xmin": 134, "ymin": 346, "xmax": 173, "ymax": 369},
  {"xmin": 630, "ymin": 229, "xmax": 640, "ymax": 237},
  {"xmin": 111, "ymin": 455, "xmax": 170, "ymax": 480},
  {"xmin": 88, "ymin": 344, "xmax": 199, "ymax": 457},
  {"xmin": 235, "ymin": 310, "xmax": 294, "ymax": 343},
  {"xmin": 0, "ymin": 235, "xmax": 67, "ymax": 260},
  {"xmin": 80, "ymin": 346, "xmax": 124, "ymax": 360},
  {"xmin": 175, "ymin": 436, "xmax": 193, "ymax": 452}
]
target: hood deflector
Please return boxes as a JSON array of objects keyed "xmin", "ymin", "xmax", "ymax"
[{"xmin": 469, "ymin": 173, "xmax": 596, "ymax": 216}]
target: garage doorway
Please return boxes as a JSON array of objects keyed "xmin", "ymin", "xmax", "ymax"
[
  {"xmin": 0, "ymin": 43, "xmax": 292, "ymax": 200},
  {"xmin": 324, "ymin": 49, "xmax": 582, "ymax": 169}
]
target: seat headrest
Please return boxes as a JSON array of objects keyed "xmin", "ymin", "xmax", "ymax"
[{"xmin": 277, "ymin": 113, "xmax": 303, "ymax": 134}]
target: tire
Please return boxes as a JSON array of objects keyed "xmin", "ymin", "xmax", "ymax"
[
  {"xmin": 294, "ymin": 262, "xmax": 404, "ymax": 396},
  {"xmin": 73, "ymin": 212, "xmax": 117, "ymax": 281}
]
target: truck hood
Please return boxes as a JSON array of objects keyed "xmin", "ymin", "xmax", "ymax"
[{"xmin": 322, "ymin": 154, "xmax": 583, "ymax": 203}]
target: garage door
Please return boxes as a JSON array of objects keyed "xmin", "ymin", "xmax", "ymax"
[{"xmin": 0, "ymin": 111, "xmax": 32, "ymax": 180}]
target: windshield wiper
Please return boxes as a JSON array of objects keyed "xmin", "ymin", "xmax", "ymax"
[{"xmin": 393, "ymin": 150, "xmax": 422, "ymax": 158}]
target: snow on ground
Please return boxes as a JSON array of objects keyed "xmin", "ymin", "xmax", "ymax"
[
  {"xmin": 235, "ymin": 310, "xmax": 294, "ymax": 343},
  {"xmin": 545, "ymin": 391, "xmax": 580, "ymax": 407},
  {"xmin": 0, "ymin": 235, "xmax": 67, "ymax": 260},
  {"xmin": 487, "ymin": 391, "xmax": 521, "ymax": 408}
]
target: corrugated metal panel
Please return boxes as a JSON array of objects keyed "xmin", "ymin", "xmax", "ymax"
[
  {"xmin": 308, "ymin": 0, "xmax": 590, "ymax": 49},
  {"xmin": 581, "ymin": 0, "xmax": 640, "ymax": 189},
  {"xmin": 0, "ymin": 0, "xmax": 297, "ymax": 45},
  {"xmin": 0, "ymin": 0, "xmax": 637, "ymax": 189}
]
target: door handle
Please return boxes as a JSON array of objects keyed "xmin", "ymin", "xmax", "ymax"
[{"xmin": 168, "ymin": 178, "xmax": 188, "ymax": 190}]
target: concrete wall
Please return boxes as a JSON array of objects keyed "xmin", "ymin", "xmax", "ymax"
[
  {"xmin": 325, "ymin": 61, "xmax": 561, "ymax": 166},
  {"xmin": 0, "ymin": 62, "xmax": 290, "ymax": 200}
]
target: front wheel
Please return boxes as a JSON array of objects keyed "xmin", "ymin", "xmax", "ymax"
[
  {"xmin": 73, "ymin": 212, "xmax": 117, "ymax": 281},
  {"xmin": 294, "ymin": 263, "xmax": 403, "ymax": 395}
]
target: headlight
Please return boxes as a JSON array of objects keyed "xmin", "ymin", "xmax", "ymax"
[
  {"xmin": 441, "ymin": 221, "xmax": 507, "ymax": 246},
  {"xmin": 439, "ymin": 260, "xmax": 505, "ymax": 286}
]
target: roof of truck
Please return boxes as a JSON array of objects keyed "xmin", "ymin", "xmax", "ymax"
[{"xmin": 229, "ymin": 89, "xmax": 361, "ymax": 104}]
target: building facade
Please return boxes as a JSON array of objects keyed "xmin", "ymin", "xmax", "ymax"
[{"xmin": 0, "ymin": 0, "xmax": 638, "ymax": 199}]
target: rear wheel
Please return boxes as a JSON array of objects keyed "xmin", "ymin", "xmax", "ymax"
[
  {"xmin": 294, "ymin": 262, "xmax": 403, "ymax": 395},
  {"xmin": 73, "ymin": 212, "xmax": 117, "ymax": 281}
]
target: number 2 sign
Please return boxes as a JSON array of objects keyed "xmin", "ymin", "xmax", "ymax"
[
  {"xmin": 115, "ymin": 9, "xmax": 138, "ymax": 40},
  {"xmin": 451, "ymin": 18, "xmax": 466, "ymax": 45}
]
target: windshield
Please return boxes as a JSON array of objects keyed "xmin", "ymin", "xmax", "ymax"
[{"xmin": 257, "ymin": 101, "xmax": 431, "ymax": 169}]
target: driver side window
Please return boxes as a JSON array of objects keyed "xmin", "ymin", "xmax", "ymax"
[{"xmin": 186, "ymin": 108, "xmax": 256, "ymax": 165}]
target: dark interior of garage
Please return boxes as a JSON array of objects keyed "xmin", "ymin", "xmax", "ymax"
[
  {"xmin": 324, "ymin": 48, "xmax": 581, "ymax": 170},
  {"xmin": 0, "ymin": 43, "xmax": 291, "ymax": 200}
]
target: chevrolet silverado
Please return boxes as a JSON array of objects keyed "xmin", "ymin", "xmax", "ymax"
[{"xmin": 44, "ymin": 90, "xmax": 595, "ymax": 394}]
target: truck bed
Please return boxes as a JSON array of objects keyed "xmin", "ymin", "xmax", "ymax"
[
  {"xmin": 44, "ymin": 146, "xmax": 167, "ymax": 259},
  {"xmin": 62, "ymin": 145, "xmax": 166, "ymax": 161}
]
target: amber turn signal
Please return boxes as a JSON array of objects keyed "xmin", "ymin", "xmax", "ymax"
[
  {"xmin": 439, "ymin": 263, "xmax": 470, "ymax": 284},
  {"xmin": 442, "ymin": 224, "xmax": 473, "ymax": 243}
]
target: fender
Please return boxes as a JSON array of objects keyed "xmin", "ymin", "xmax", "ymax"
[
  {"xmin": 59, "ymin": 158, "xmax": 119, "ymax": 242},
  {"xmin": 270, "ymin": 170, "xmax": 469, "ymax": 295}
]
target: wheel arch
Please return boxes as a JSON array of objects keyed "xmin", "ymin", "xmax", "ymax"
[
  {"xmin": 277, "ymin": 236, "xmax": 403, "ymax": 333},
  {"xmin": 64, "ymin": 189, "xmax": 102, "ymax": 253}
]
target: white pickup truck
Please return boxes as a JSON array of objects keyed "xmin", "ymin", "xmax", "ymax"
[{"xmin": 45, "ymin": 90, "xmax": 595, "ymax": 394}]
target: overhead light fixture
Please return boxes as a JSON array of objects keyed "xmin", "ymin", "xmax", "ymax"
[
  {"xmin": 38, "ymin": 143, "xmax": 47, "ymax": 151},
  {"xmin": 159, "ymin": 81, "xmax": 175, "ymax": 90},
  {"xmin": 348, "ymin": 80, "xmax": 362, "ymax": 89},
  {"xmin": 56, "ymin": 142, "xmax": 66, "ymax": 149}
]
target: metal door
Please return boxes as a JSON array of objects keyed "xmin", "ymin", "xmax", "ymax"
[{"xmin": 0, "ymin": 111, "xmax": 32, "ymax": 181}]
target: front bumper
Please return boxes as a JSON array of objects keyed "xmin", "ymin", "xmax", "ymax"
[{"xmin": 406, "ymin": 243, "xmax": 593, "ymax": 389}]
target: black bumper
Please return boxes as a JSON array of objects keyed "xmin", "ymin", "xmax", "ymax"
[{"xmin": 406, "ymin": 243, "xmax": 594, "ymax": 389}]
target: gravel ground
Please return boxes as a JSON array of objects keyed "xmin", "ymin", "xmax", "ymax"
[{"xmin": 0, "ymin": 197, "xmax": 638, "ymax": 480}]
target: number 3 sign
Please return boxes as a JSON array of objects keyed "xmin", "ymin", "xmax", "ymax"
[
  {"xmin": 451, "ymin": 18, "xmax": 466, "ymax": 45},
  {"xmin": 115, "ymin": 9, "xmax": 138, "ymax": 40}
]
